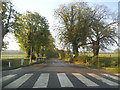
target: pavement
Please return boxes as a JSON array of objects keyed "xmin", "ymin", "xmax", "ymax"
[{"xmin": 1, "ymin": 58, "xmax": 120, "ymax": 89}]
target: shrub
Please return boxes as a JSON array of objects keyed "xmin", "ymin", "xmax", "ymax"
[
  {"xmin": 69, "ymin": 56, "xmax": 74, "ymax": 63},
  {"xmin": 99, "ymin": 58, "xmax": 111, "ymax": 67},
  {"xmin": 77, "ymin": 55, "xmax": 90, "ymax": 63},
  {"xmin": 90, "ymin": 56, "xmax": 98, "ymax": 65},
  {"xmin": 111, "ymin": 60, "xmax": 118, "ymax": 67},
  {"xmin": 2, "ymin": 60, "xmax": 9, "ymax": 66}
]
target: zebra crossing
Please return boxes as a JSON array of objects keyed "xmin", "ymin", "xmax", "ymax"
[
  {"xmin": 4, "ymin": 74, "xmax": 33, "ymax": 88},
  {"xmin": 101, "ymin": 73, "xmax": 120, "ymax": 81},
  {"xmin": 0, "ymin": 74, "xmax": 17, "ymax": 83},
  {"xmin": 72, "ymin": 73, "xmax": 99, "ymax": 87},
  {"xmin": 2, "ymin": 73, "xmax": 120, "ymax": 88},
  {"xmin": 33, "ymin": 73, "xmax": 49, "ymax": 88},
  {"xmin": 87, "ymin": 73, "xmax": 119, "ymax": 86},
  {"xmin": 57, "ymin": 73, "xmax": 74, "ymax": 87}
]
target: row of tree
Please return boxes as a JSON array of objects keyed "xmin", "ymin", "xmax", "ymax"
[
  {"xmin": 1, "ymin": 1, "xmax": 56, "ymax": 63},
  {"xmin": 12, "ymin": 11, "xmax": 56, "ymax": 63},
  {"xmin": 1, "ymin": 1, "xmax": 119, "ymax": 63},
  {"xmin": 54, "ymin": 2, "xmax": 118, "ymax": 60}
]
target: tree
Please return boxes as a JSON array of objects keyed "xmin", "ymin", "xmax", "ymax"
[
  {"xmin": 86, "ymin": 5, "xmax": 118, "ymax": 56},
  {"xmin": 0, "ymin": 1, "xmax": 17, "ymax": 58},
  {"xmin": 54, "ymin": 2, "xmax": 91, "ymax": 59},
  {"xmin": 2, "ymin": 1, "xmax": 17, "ymax": 45},
  {"xmin": 43, "ymin": 35, "xmax": 57, "ymax": 58},
  {"xmin": 54, "ymin": 2, "xmax": 118, "ymax": 58},
  {"xmin": 12, "ymin": 11, "xmax": 50, "ymax": 63}
]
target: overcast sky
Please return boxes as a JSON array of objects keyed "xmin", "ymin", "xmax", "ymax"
[{"xmin": 4, "ymin": 0, "xmax": 119, "ymax": 52}]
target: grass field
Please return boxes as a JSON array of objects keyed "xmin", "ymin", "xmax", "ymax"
[
  {"xmin": 64, "ymin": 53, "xmax": 119, "ymax": 73},
  {"xmin": 1, "ymin": 53, "xmax": 119, "ymax": 73},
  {"xmin": 82, "ymin": 53, "xmax": 118, "ymax": 57},
  {"xmin": 1, "ymin": 55, "xmax": 26, "ymax": 59},
  {"xmin": 1, "ymin": 53, "xmax": 45, "ymax": 70},
  {"xmin": 2, "ymin": 58, "xmax": 45, "ymax": 70},
  {"xmin": 2, "ymin": 59, "xmax": 30, "ymax": 70}
]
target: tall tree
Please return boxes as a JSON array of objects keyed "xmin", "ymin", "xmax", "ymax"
[
  {"xmin": 12, "ymin": 11, "xmax": 50, "ymax": 63},
  {"xmin": 54, "ymin": 2, "xmax": 91, "ymax": 59},
  {"xmin": 54, "ymin": 2, "xmax": 118, "ymax": 58},
  {"xmin": 86, "ymin": 5, "xmax": 118, "ymax": 56},
  {"xmin": 0, "ymin": 1, "xmax": 17, "ymax": 58}
]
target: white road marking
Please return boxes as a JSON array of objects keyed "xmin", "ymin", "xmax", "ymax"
[
  {"xmin": 57, "ymin": 73, "xmax": 74, "ymax": 87},
  {"xmin": 72, "ymin": 73, "xmax": 99, "ymax": 87},
  {"xmin": 4, "ymin": 74, "xmax": 33, "ymax": 88},
  {"xmin": 87, "ymin": 73, "xmax": 119, "ymax": 86},
  {"xmin": 114, "ymin": 73, "xmax": 120, "ymax": 76},
  {"xmin": 10, "ymin": 68, "xmax": 22, "ymax": 71},
  {"xmin": 102, "ymin": 73, "xmax": 119, "ymax": 81},
  {"xmin": 0, "ymin": 78, "xmax": 2, "ymax": 84},
  {"xmin": 33, "ymin": 73, "xmax": 49, "ymax": 88},
  {"xmin": 2, "ymin": 74, "xmax": 17, "ymax": 82}
]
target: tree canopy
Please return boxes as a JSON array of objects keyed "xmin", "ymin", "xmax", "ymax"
[
  {"xmin": 12, "ymin": 11, "xmax": 54, "ymax": 63},
  {"xmin": 0, "ymin": 1, "xmax": 18, "ymax": 57},
  {"xmin": 54, "ymin": 2, "xmax": 118, "ymax": 58}
]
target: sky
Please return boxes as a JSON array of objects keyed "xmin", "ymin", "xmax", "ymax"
[{"xmin": 4, "ymin": 0, "xmax": 119, "ymax": 52}]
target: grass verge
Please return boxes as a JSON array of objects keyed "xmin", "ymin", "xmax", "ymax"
[
  {"xmin": 74, "ymin": 61, "xmax": 120, "ymax": 73},
  {"xmin": 2, "ymin": 59, "xmax": 45, "ymax": 71}
]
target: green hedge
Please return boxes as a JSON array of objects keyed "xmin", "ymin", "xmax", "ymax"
[
  {"xmin": 89, "ymin": 56, "xmax": 119, "ymax": 67},
  {"xmin": 76, "ymin": 55, "xmax": 91, "ymax": 63},
  {"xmin": 75, "ymin": 55, "xmax": 119, "ymax": 68}
]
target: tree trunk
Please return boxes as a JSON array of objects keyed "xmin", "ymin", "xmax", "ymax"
[
  {"xmin": 72, "ymin": 45, "xmax": 78, "ymax": 62},
  {"xmin": 37, "ymin": 53, "xmax": 40, "ymax": 57},
  {"xmin": 0, "ymin": 15, "xmax": 2, "ymax": 60},
  {"xmin": 41, "ymin": 53, "xmax": 44, "ymax": 57},
  {"xmin": 26, "ymin": 49, "xmax": 30, "ymax": 58},
  {"xmin": 93, "ymin": 47, "xmax": 100, "ymax": 56},
  {"xmin": 93, "ymin": 41, "xmax": 100, "ymax": 56},
  {"xmin": 29, "ymin": 45, "xmax": 33, "ymax": 64}
]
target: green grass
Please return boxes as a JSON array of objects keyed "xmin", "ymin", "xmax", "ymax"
[
  {"xmin": 71, "ymin": 53, "xmax": 119, "ymax": 73},
  {"xmin": 1, "ymin": 55, "xmax": 26, "ymax": 59},
  {"xmin": 2, "ymin": 59, "xmax": 29, "ymax": 70},
  {"xmin": 2, "ymin": 53, "xmax": 119, "ymax": 73},
  {"xmin": 82, "ymin": 53, "xmax": 118, "ymax": 57},
  {"xmin": 2, "ymin": 58, "xmax": 45, "ymax": 71},
  {"xmin": 1, "ymin": 53, "xmax": 47, "ymax": 71},
  {"xmin": 102, "ymin": 66, "xmax": 120, "ymax": 73}
]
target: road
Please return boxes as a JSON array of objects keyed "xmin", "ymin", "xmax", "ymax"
[{"xmin": 1, "ymin": 58, "xmax": 120, "ymax": 89}]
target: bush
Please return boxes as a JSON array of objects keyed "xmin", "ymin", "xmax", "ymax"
[
  {"xmin": 90, "ymin": 56, "xmax": 98, "ymax": 65},
  {"xmin": 2, "ymin": 60, "xmax": 9, "ymax": 66},
  {"xmin": 68, "ymin": 55, "xmax": 73, "ymax": 63},
  {"xmin": 99, "ymin": 58, "xmax": 111, "ymax": 67},
  {"xmin": 77, "ymin": 55, "xmax": 90, "ymax": 63},
  {"xmin": 111, "ymin": 60, "xmax": 118, "ymax": 67}
]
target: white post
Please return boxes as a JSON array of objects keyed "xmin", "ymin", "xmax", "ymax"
[
  {"xmin": 21, "ymin": 59, "xmax": 24, "ymax": 65},
  {"xmin": 9, "ymin": 61, "xmax": 11, "ymax": 68}
]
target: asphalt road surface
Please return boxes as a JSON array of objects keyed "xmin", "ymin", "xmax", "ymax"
[{"xmin": 1, "ymin": 58, "xmax": 120, "ymax": 89}]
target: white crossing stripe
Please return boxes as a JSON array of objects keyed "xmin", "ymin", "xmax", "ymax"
[
  {"xmin": 102, "ymin": 73, "xmax": 119, "ymax": 81},
  {"xmin": 3, "ymin": 74, "xmax": 17, "ymax": 82},
  {"xmin": 33, "ymin": 73, "xmax": 49, "ymax": 88},
  {"xmin": 4, "ymin": 74, "xmax": 33, "ymax": 88},
  {"xmin": 0, "ymin": 74, "xmax": 17, "ymax": 84},
  {"xmin": 72, "ymin": 73, "xmax": 99, "ymax": 87},
  {"xmin": 87, "ymin": 73, "xmax": 119, "ymax": 86},
  {"xmin": 57, "ymin": 73, "xmax": 74, "ymax": 87},
  {"xmin": 114, "ymin": 73, "xmax": 120, "ymax": 76},
  {"xmin": 0, "ymin": 78, "xmax": 2, "ymax": 84}
]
